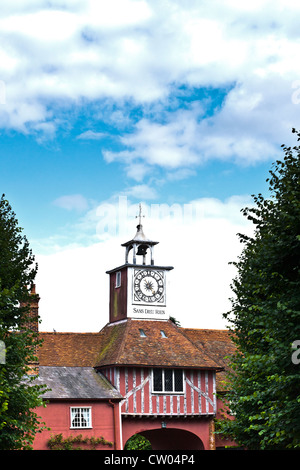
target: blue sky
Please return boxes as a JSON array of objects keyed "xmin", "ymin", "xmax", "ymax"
[{"xmin": 1, "ymin": 1, "xmax": 299, "ymax": 331}]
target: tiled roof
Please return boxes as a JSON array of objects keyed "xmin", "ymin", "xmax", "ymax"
[
  {"xmin": 183, "ymin": 328, "xmax": 236, "ymax": 390},
  {"xmin": 38, "ymin": 322, "xmax": 235, "ymax": 388},
  {"xmin": 183, "ymin": 329, "xmax": 235, "ymax": 367},
  {"xmin": 94, "ymin": 319, "xmax": 222, "ymax": 370},
  {"xmin": 39, "ymin": 332, "xmax": 102, "ymax": 367},
  {"xmin": 34, "ymin": 366, "xmax": 122, "ymax": 400}
]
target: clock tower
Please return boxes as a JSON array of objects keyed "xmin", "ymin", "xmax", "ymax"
[{"xmin": 106, "ymin": 205, "xmax": 173, "ymax": 323}]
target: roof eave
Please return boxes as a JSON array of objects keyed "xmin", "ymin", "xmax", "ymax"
[
  {"xmin": 106, "ymin": 263, "xmax": 174, "ymax": 274},
  {"xmin": 95, "ymin": 363, "xmax": 224, "ymax": 371}
]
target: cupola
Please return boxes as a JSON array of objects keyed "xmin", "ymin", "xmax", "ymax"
[
  {"xmin": 106, "ymin": 204, "xmax": 173, "ymax": 324},
  {"xmin": 121, "ymin": 204, "xmax": 158, "ymax": 265}
]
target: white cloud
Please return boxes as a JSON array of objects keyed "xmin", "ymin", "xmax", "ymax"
[
  {"xmin": 0, "ymin": 10, "xmax": 79, "ymax": 42},
  {"xmin": 103, "ymin": 107, "xmax": 204, "ymax": 171},
  {"xmin": 85, "ymin": 0, "xmax": 152, "ymax": 29},
  {"xmin": 166, "ymin": 168, "xmax": 197, "ymax": 181},
  {"xmin": 53, "ymin": 194, "xmax": 90, "ymax": 212},
  {"xmin": 103, "ymin": 79, "xmax": 289, "ymax": 174},
  {"xmin": 124, "ymin": 162, "xmax": 152, "ymax": 182},
  {"xmin": 123, "ymin": 184, "xmax": 158, "ymax": 200},
  {"xmin": 0, "ymin": 0, "xmax": 298, "ymax": 197},
  {"xmin": 0, "ymin": 0, "xmax": 299, "ymax": 135},
  {"xmin": 76, "ymin": 130, "xmax": 107, "ymax": 140}
]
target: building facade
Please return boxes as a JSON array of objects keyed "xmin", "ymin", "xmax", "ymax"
[{"xmin": 32, "ymin": 215, "xmax": 235, "ymax": 450}]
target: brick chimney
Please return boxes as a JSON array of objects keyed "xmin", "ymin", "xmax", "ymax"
[
  {"xmin": 26, "ymin": 284, "xmax": 40, "ymax": 333},
  {"xmin": 21, "ymin": 284, "xmax": 40, "ymax": 375}
]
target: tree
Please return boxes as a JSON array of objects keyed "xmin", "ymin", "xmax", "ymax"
[
  {"xmin": 0, "ymin": 195, "xmax": 47, "ymax": 449},
  {"xmin": 217, "ymin": 130, "xmax": 300, "ymax": 449},
  {"xmin": 124, "ymin": 433, "xmax": 152, "ymax": 450}
]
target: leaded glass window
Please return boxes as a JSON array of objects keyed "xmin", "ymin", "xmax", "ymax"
[{"xmin": 152, "ymin": 369, "xmax": 184, "ymax": 393}]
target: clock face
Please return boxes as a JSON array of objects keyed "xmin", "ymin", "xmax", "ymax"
[{"xmin": 133, "ymin": 269, "xmax": 165, "ymax": 304}]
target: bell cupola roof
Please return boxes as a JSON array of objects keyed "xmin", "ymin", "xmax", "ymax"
[{"xmin": 121, "ymin": 203, "xmax": 158, "ymax": 265}]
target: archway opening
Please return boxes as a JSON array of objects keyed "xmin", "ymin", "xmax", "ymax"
[{"xmin": 138, "ymin": 428, "xmax": 204, "ymax": 450}]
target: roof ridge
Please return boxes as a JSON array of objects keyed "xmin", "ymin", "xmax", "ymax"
[
  {"xmin": 39, "ymin": 331, "xmax": 102, "ymax": 335},
  {"xmin": 182, "ymin": 327, "xmax": 231, "ymax": 333},
  {"xmin": 115, "ymin": 318, "xmax": 132, "ymax": 364},
  {"xmin": 95, "ymin": 319, "xmax": 132, "ymax": 367}
]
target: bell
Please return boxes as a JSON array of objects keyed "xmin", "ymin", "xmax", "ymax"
[{"xmin": 136, "ymin": 244, "xmax": 148, "ymax": 256}]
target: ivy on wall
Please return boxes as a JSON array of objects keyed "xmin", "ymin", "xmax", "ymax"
[{"xmin": 47, "ymin": 433, "xmax": 113, "ymax": 450}]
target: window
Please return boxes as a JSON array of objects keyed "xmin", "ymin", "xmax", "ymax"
[
  {"xmin": 139, "ymin": 328, "xmax": 147, "ymax": 337},
  {"xmin": 152, "ymin": 369, "xmax": 184, "ymax": 393},
  {"xmin": 115, "ymin": 271, "xmax": 121, "ymax": 288},
  {"xmin": 160, "ymin": 330, "xmax": 167, "ymax": 338},
  {"xmin": 70, "ymin": 407, "xmax": 92, "ymax": 429}
]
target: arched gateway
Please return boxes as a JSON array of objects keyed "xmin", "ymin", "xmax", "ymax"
[{"xmin": 126, "ymin": 428, "xmax": 204, "ymax": 450}]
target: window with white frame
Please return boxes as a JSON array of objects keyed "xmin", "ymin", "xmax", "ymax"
[
  {"xmin": 70, "ymin": 407, "xmax": 92, "ymax": 428},
  {"xmin": 152, "ymin": 368, "xmax": 184, "ymax": 393}
]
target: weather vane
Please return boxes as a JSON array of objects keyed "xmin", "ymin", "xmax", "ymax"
[{"xmin": 136, "ymin": 202, "xmax": 145, "ymax": 226}]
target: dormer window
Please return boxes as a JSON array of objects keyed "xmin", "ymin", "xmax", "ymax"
[{"xmin": 139, "ymin": 329, "xmax": 147, "ymax": 337}]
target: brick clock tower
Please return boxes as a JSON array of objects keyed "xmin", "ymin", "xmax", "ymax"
[{"xmin": 106, "ymin": 205, "xmax": 173, "ymax": 323}]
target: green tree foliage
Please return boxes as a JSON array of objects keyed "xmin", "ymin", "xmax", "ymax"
[
  {"xmin": 0, "ymin": 195, "xmax": 47, "ymax": 449},
  {"xmin": 124, "ymin": 433, "xmax": 152, "ymax": 450},
  {"xmin": 217, "ymin": 130, "xmax": 300, "ymax": 449}
]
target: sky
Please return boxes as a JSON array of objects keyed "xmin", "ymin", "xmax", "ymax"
[{"xmin": 1, "ymin": 0, "xmax": 300, "ymax": 332}]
